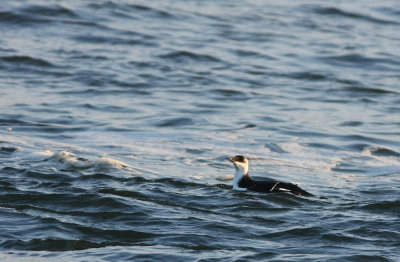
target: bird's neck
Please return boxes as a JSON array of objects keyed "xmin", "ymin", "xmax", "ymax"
[{"xmin": 233, "ymin": 167, "xmax": 248, "ymax": 190}]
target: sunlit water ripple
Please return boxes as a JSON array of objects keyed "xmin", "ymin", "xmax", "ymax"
[{"xmin": 1, "ymin": 0, "xmax": 399, "ymax": 261}]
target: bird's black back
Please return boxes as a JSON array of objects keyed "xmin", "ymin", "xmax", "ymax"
[{"xmin": 238, "ymin": 175, "xmax": 313, "ymax": 196}]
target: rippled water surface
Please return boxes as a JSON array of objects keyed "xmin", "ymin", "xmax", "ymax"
[{"xmin": 1, "ymin": 0, "xmax": 400, "ymax": 261}]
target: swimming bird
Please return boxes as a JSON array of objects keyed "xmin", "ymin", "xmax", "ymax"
[{"xmin": 229, "ymin": 155, "xmax": 313, "ymax": 196}]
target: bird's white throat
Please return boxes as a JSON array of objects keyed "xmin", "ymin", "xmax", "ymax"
[{"xmin": 232, "ymin": 165, "xmax": 248, "ymax": 191}]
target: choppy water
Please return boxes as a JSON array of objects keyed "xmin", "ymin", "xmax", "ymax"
[{"xmin": 1, "ymin": 0, "xmax": 400, "ymax": 261}]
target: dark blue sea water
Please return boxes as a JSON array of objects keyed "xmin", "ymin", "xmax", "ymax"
[{"xmin": 1, "ymin": 0, "xmax": 400, "ymax": 261}]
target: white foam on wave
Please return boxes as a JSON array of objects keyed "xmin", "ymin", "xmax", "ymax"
[
  {"xmin": 53, "ymin": 151, "xmax": 93, "ymax": 169},
  {"xmin": 262, "ymin": 140, "xmax": 341, "ymax": 172},
  {"xmin": 6, "ymin": 129, "xmax": 397, "ymax": 186},
  {"xmin": 37, "ymin": 149, "xmax": 54, "ymax": 156},
  {"xmin": 22, "ymin": 149, "xmax": 55, "ymax": 161},
  {"xmin": 216, "ymin": 174, "xmax": 234, "ymax": 181},
  {"xmin": 96, "ymin": 156, "xmax": 131, "ymax": 169},
  {"xmin": 53, "ymin": 151, "xmax": 131, "ymax": 170}
]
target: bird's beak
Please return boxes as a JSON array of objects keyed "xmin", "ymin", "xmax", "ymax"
[{"xmin": 229, "ymin": 157, "xmax": 234, "ymax": 162}]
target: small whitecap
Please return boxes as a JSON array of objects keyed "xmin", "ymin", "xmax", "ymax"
[
  {"xmin": 24, "ymin": 149, "xmax": 54, "ymax": 161},
  {"xmin": 55, "ymin": 151, "xmax": 77, "ymax": 161},
  {"xmin": 0, "ymin": 146, "xmax": 23, "ymax": 153},
  {"xmin": 95, "ymin": 157, "xmax": 131, "ymax": 169},
  {"xmin": 193, "ymin": 175, "xmax": 204, "ymax": 180},
  {"xmin": 53, "ymin": 151, "xmax": 94, "ymax": 169},
  {"xmin": 216, "ymin": 174, "xmax": 234, "ymax": 181},
  {"xmin": 37, "ymin": 149, "xmax": 54, "ymax": 156},
  {"xmin": 14, "ymin": 146, "xmax": 23, "ymax": 152}
]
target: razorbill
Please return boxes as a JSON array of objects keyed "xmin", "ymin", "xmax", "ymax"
[{"xmin": 229, "ymin": 155, "xmax": 313, "ymax": 196}]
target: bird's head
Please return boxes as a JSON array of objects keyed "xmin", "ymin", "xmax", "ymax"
[{"xmin": 229, "ymin": 155, "xmax": 249, "ymax": 175}]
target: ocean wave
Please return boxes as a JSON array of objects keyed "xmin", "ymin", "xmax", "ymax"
[
  {"xmin": 0, "ymin": 238, "xmax": 107, "ymax": 251},
  {"xmin": 0, "ymin": 146, "xmax": 22, "ymax": 154},
  {"xmin": 312, "ymin": 6, "xmax": 399, "ymax": 25},
  {"xmin": 0, "ymin": 117, "xmax": 89, "ymax": 134},
  {"xmin": 319, "ymin": 53, "xmax": 400, "ymax": 71},
  {"xmin": 159, "ymin": 50, "xmax": 222, "ymax": 63},
  {"xmin": 88, "ymin": 2, "xmax": 176, "ymax": 19},
  {"xmin": 20, "ymin": 4, "xmax": 77, "ymax": 18},
  {"xmin": 72, "ymin": 34, "xmax": 156, "ymax": 47},
  {"xmin": 362, "ymin": 146, "xmax": 400, "ymax": 157},
  {"xmin": 345, "ymin": 85, "xmax": 397, "ymax": 95},
  {"xmin": 285, "ymin": 71, "xmax": 329, "ymax": 81},
  {"xmin": 360, "ymin": 200, "xmax": 400, "ymax": 211},
  {"xmin": 0, "ymin": 10, "xmax": 50, "ymax": 25},
  {"xmin": 0, "ymin": 55, "xmax": 54, "ymax": 67},
  {"xmin": 155, "ymin": 117, "xmax": 208, "ymax": 128}
]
